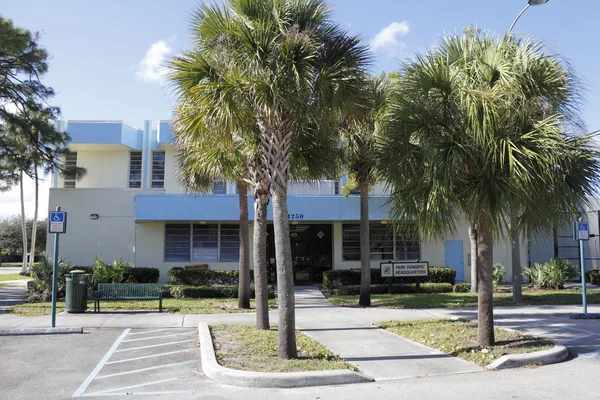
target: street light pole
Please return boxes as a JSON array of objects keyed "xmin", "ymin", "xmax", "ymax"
[
  {"xmin": 508, "ymin": 0, "xmax": 549, "ymax": 34},
  {"xmin": 507, "ymin": 0, "xmax": 548, "ymax": 302}
]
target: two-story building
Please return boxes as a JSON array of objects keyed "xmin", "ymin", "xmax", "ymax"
[{"xmin": 47, "ymin": 119, "xmax": 552, "ymax": 284}]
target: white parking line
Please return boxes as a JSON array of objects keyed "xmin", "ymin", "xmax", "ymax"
[
  {"xmin": 559, "ymin": 333, "xmax": 597, "ymax": 345},
  {"xmin": 105, "ymin": 349, "xmax": 194, "ymax": 365},
  {"xmin": 114, "ymin": 339, "xmax": 195, "ymax": 353},
  {"xmin": 83, "ymin": 375, "xmax": 197, "ymax": 397},
  {"xmin": 127, "ymin": 328, "xmax": 181, "ymax": 336},
  {"xmin": 121, "ymin": 332, "xmax": 194, "ymax": 343},
  {"xmin": 95, "ymin": 361, "xmax": 196, "ymax": 379},
  {"xmin": 72, "ymin": 329, "xmax": 131, "ymax": 397}
]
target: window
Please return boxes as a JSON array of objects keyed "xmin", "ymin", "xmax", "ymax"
[
  {"xmin": 129, "ymin": 152, "xmax": 142, "ymax": 188},
  {"xmin": 63, "ymin": 152, "xmax": 77, "ymax": 188},
  {"xmin": 152, "ymin": 151, "xmax": 165, "ymax": 188},
  {"xmin": 212, "ymin": 180, "xmax": 226, "ymax": 194},
  {"xmin": 342, "ymin": 222, "xmax": 419, "ymax": 261},
  {"xmin": 165, "ymin": 223, "xmax": 240, "ymax": 262},
  {"xmin": 164, "ymin": 224, "xmax": 191, "ymax": 262},
  {"xmin": 192, "ymin": 224, "xmax": 218, "ymax": 261}
]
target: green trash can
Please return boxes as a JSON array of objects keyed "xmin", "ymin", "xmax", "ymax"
[{"xmin": 66, "ymin": 271, "xmax": 89, "ymax": 313}]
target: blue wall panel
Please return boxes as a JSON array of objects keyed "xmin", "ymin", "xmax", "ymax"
[
  {"xmin": 67, "ymin": 121, "xmax": 142, "ymax": 149},
  {"xmin": 135, "ymin": 194, "xmax": 391, "ymax": 222}
]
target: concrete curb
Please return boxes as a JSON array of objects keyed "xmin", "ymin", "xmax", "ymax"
[
  {"xmin": 0, "ymin": 327, "xmax": 83, "ymax": 336},
  {"xmin": 198, "ymin": 322, "xmax": 374, "ymax": 388},
  {"xmin": 486, "ymin": 345, "xmax": 569, "ymax": 370}
]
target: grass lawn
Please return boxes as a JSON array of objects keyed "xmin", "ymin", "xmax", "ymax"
[
  {"xmin": 327, "ymin": 289, "xmax": 599, "ymax": 308},
  {"xmin": 0, "ymin": 273, "xmax": 30, "ymax": 283},
  {"xmin": 376, "ymin": 319, "xmax": 553, "ymax": 366},
  {"xmin": 0, "ymin": 262, "xmax": 22, "ymax": 267},
  {"xmin": 210, "ymin": 324, "xmax": 353, "ymax": 372},
  {"xmin": 7, "ymin": 298, "xmax": 277, "ymax": 316}
]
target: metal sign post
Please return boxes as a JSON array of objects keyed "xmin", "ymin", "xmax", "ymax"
[
  {"xmin": 575, "ymin": 222, "xmax": 589, "ymax": 314},
  {"xmin": 49, "ymin": 206, "xmax": 67, "ymax": 328}
]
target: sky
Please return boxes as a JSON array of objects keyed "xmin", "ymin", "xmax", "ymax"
[{"xmin": 2, "ymin": 0, "xmax": 600, "ymax": 219}]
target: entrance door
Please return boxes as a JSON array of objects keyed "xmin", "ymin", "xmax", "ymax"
[
  {"xmin": 445, "ymin": 240, "xmax": 464, "ymax": 282},
  {"xmin": 266, "ymin": 224, "xmax": 332, "ymax": 284},
  {"xmin": 292, "ymin": 241, "xmax": 312, "ymax": 284}
]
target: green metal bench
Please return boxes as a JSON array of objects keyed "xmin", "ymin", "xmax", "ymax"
[{"xmin": 94, "ymin": 283, "xmax": 163, "ymax": 313}]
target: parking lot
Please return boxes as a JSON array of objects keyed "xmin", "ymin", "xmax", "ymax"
[{"xmin": 73, "ymin": 328, "xmax": 200, "ymax": 397}]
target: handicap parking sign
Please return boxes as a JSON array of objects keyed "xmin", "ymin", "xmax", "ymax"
[
  {"xmin": 578, "ymin": 222, "xmax": 589, "ymax": 241},
  {"xmin": 49, "ymin": 211, "xmax": 67, "ymax": 233}
]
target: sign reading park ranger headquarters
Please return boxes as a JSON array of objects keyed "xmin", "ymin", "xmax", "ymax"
[{"xmin": 380, "ymin": 261, "xmax": 429, "ymax": 277}]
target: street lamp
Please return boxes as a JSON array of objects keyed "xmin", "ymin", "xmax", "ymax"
[
  {"xmin": 508, "ymin": 0, "xmax": 549, "ymax": 34},
  {"xmin": 507, "ymin": 0, "xmax": 548, "ymax": 303}
]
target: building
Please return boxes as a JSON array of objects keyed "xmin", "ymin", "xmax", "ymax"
[{"xmin": 47, "ymin": 119, "xmax": 537, "ymax": 284}]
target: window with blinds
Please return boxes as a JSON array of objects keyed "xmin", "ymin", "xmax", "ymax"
[
  {"xmin": 152, "ymin": 151, "xmax": 165, "ymax": 188},
  {"xmin": 342, "ymin": 222, "xmax": 419, "ymax": 261},
  {"xmin": 63, "ymin": 152, "xmax": 78, "ymax": 188},
  {"xmin": 164, "ymin": 223, "xmax": 240, "ymax": 262},
  {"xmin": 129, "ymin": 152, "xmax": 142, "ymax": 188},
  {"xmin": 212, "ymin": 181, "xmax": 226, "ymax": 194}
]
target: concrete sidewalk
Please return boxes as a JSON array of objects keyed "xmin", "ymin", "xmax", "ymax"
[
  {"xmin": 292, "ymin": 286, "xmax": 481, "ymax": 379},
  {"xmin": 0, "ymin": 280, "xmax": 28, "ymax": 314}
]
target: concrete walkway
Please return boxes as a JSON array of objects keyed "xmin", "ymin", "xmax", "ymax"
[
  {"xmin": 292, "ymin": 286, "xmax": 480, "ymax": 380},
  {"xmin": 0, "ymin": 280, "xmax": 28, "ymax": 314}
]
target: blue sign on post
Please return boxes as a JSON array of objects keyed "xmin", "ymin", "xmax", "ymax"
[
  {"xmin": 49, "ymin": 207, "xmax": 67, "ymax": 328},
  {"xmin": 49, "ymin": 211, "xmax": 67, "ymax": 234},
  {"xmin": 578, "ymin": 222, "xmax": 589, "ymax": 241}
]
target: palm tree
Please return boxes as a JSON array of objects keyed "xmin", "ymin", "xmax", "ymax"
[
  {"xmin": 382, "ymin": 31, "xmax": 599, "ymax": 347},
  {"xmin": 341, "ymin": 75, "xmax": 390, "ymax": 307},
  {"xmin": 172, "ymin": 118, "xmax": 255, "ymax": 311},
  {"xmin": 170, "ymin": 0, "xmax": 368, "ymax": 358}
]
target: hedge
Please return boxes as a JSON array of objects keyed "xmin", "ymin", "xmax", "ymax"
[
  {"xmin": 162, "ymin": 284, "xmax": 274, "ymax": 299},
  {"xmin": 70, "ymin": 266, "xmax": 160, "ymax": 283},
  {"xmin": 589, "ymin": 272, "xmax": 600, "ymax": 286},
  {"xmin": 333, "ymin": 283, "xmax": 453, "ymax": 296},
  {"xmin": 167, "ymin": 267, "xmax": 254, "ymax": 286},
  {"xmin": 322, "ymin": 267, "xmax": 456, "ymax": 290},
  {"xmin": 453, "ymin": 283, "xmax": 471, "ymax": 293}
]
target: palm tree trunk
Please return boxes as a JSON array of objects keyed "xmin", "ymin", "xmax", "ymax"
[
  {"xmin": 272, "ymin": 190, "xmax": 297, "ymax": 359},
  {"xmin": 28, "ymin": 165, "xmax": 39, "ymax": 271},
  {"xmin": 253, "ymin": 191, "xmax": 270, "ymax": 329},
  {"xmin": 237, "ymin": 181, "xmax": 250, "ymax": 309},
  {"xmin": 19, "ymin": 171, "xmax": 28, "ymax": 275},
  {"xmin": 469, "ymin": 223, "xmax": 478, "ymax": 293},
  {"xmin": 511, "ymin": 208, "xmax": 522, "ymax": 302},
  {"xmin": 359, "ymin": 181, "xmax": 371, "ymax": 307},
  {"xmin": 477, "ymin": 216, "xmax": 495, "ymax": 347}
]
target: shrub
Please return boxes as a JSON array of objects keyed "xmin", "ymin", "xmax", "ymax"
[
  {"xmin": 125, "ymin": 267, "xmax": 160, "ymax": 283},
  {"xmin": 29, "ymin": 253, "xmax": 73, "ymax": 301},
  {"xmin": 523, "ymin": 258, "xmax": 577, "ymax": 290},
  {"xmin": 333, "ymin": 282, "xmax": 453, "ymax": 296},
  {"xmin": 539, "ymin": 258, "xmax": 577, "ymax": 289},
  {"xmin": 167, "ymin": 267, "xmax": 254, "ymax": 286},
  {"xmin": 492, "ymin": 263, "xmax": 505, "ymax": 288},
  {"xmin": 162, "ymin": 284, "xmax": 274, "ymax": 299},
  {"xmin": 322, "ymin": 267, "xmax": 456, "ymax": 290},
  {"xmin": 589, "ymin": 272, "xmax": 600, "ymax": 286},
  {"xmin": 90, "ymin": 255, "xmax": 133, "ymax": 289},
  {"xmin": 453, "ymin": 283, "xmax": 471, "ymax": 293}
]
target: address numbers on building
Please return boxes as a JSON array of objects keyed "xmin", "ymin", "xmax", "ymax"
[{"xmin": 288, "ymin": 213, "xmax": 304, "ymax": 220}]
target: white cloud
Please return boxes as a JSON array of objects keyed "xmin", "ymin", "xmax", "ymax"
[
  {"xmin": 0, "ymin": 174, "xmax": 51, "ymax": 219},
  {"xmin": 133, "ymin": 38, "xmax": 175, "ymax": 85},
  {"xmin": 370, "ymin": 21, "xmax": 410, "ymax": 56}
]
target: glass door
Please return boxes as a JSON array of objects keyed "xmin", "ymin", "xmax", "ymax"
[{"xmin": 293, "ymin": 241, "xmax": 312, "ymax": 284}]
